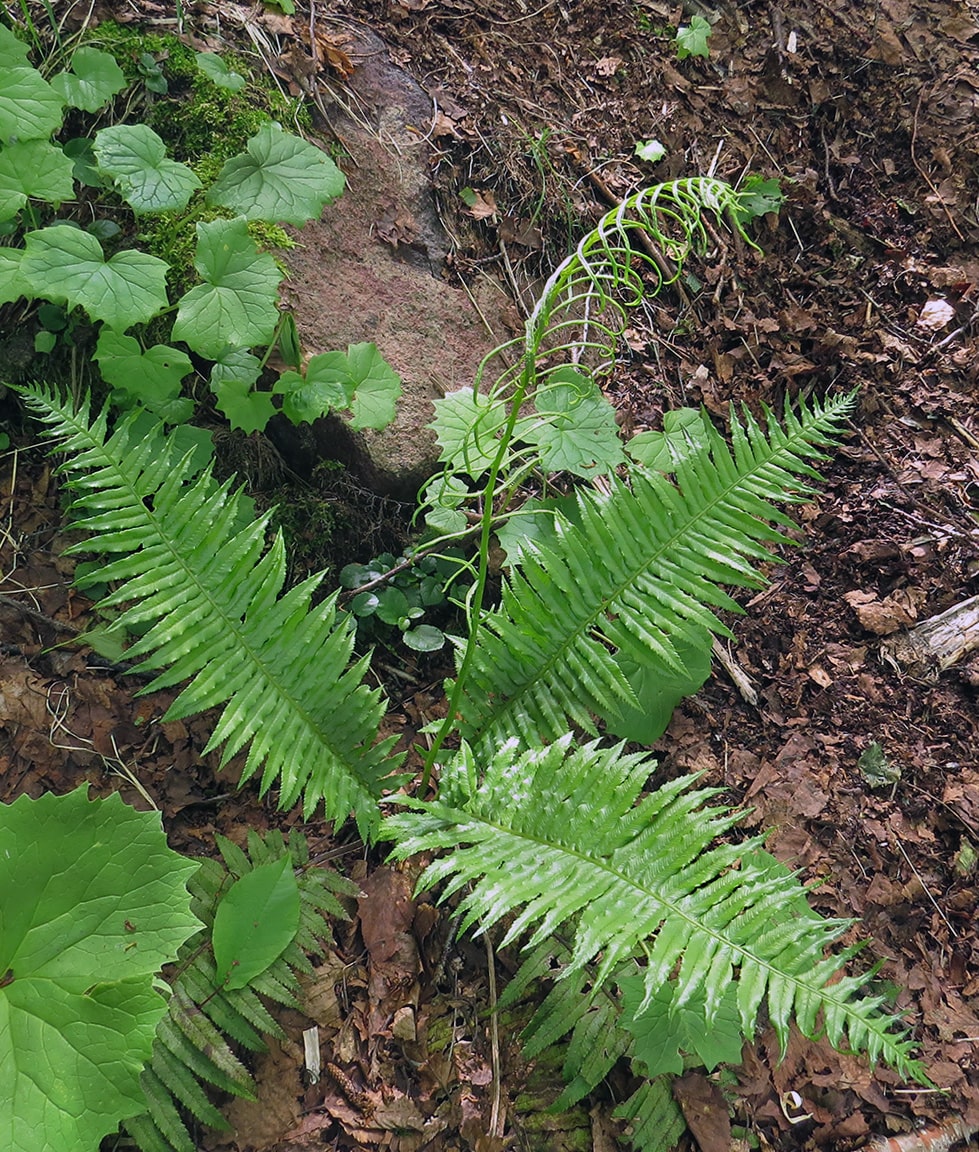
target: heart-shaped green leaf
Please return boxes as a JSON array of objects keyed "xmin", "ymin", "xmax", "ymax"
[
  {"xmin": 51, "ymin": 47, "xmax": 126, "ymax": 112},
  {"xmin": 172, "ymin": 217, "xmax": 282, "ymax": 358},
  {"xmin": 94, "ymin": 329, "xmax": 193, "ymax": 416},
  {"xmin": 0, "ymin": 65, "xmax": 64, "ymax": 144},
  {"xmin": 94, "ymin": 123, "xmax": 202, "ymax": 214},
  {"xmin": 21, "ymin": 224, "xmax": 169, "ymax": 330},
  {"xmin": 0, "ymin": 140, "xmax": 75, "ymax": 220},
  {"xmin": 207, "ymin": 120, "xmax": 345, "ymax": 224}
]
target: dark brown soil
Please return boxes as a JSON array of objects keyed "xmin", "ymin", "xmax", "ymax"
[{"xmin": 2, "ymin": 1, "xmax": 979, "ymax": 1150}]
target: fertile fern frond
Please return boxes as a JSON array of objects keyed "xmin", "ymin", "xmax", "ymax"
[
  {"xmin": 124, "ymin": 829, "xmax": 356, "ymax": 1152},
  {"xmin": 383, "ymin": 734, "xmax": 924, "ymax": 1081},
  {"xmin": 455, "ymin": 392, "xmax": 855, "ymax": 754},
  {"xmin": 18, "ymin": 385, "xmax": 400, "ymax": 838}
]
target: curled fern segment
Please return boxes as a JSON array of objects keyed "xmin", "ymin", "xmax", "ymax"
[
  {"xmin": 383, "ymin": 734, "xmax": 924, "ymax": 1081},
  {"xmin": 456, "ymin": 392, "xmax": 855, "ymax": 754},
  {"xmin": 18, "ymin": 386, "xmax": 401, "ymax": 838}
]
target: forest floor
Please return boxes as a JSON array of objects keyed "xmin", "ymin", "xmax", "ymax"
[{"xmin": 2, "ymin": 0, "xmax": 979, "ymax": 1150}]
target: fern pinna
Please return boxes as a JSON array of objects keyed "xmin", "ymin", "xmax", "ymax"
[
  {"xmin": 124, "ymin": 828, "xmax": 357, "ymax": 1152},
  {"xmin": 19, "ymin": 386, "xmax": 402, "ymax": 839}
]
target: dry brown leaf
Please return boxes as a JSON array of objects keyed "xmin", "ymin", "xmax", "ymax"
[{"xmin": 466, "ymin": 189, "xmax": 498, "ymax": 221}]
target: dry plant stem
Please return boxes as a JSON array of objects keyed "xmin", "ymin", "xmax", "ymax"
[
  {"xmin": 0, "ymin": 592, "xmax": 80, "ymax": 635},
  {"xmin": 483, "ymin": 932, "xmax": 503, "ymax": 1137},
  {"xmin": 711, "ymin": 638, "xmax": 759, "ymax": 705}
]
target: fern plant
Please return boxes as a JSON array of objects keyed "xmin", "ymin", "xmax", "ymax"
[
  {"xmin": 18, "ymin": 388, "xmax": 402, "ymax": 840},
  {"xmin": 12, "ymin": 175, "xmax": 931, "ymax": 1150},
  {"xmin": 124, "ymin": 827, "xmax": 358, "ymax": 1152}
]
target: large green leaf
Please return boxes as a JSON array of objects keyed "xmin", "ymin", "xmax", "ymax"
[
  {"xmin": 273, "ymin": 342, "xmax": 401, "ymax": 429},
  {"xmin": 21, "ymin": 224, "xmax": 169, "ymax": 330},
  {"xmin": 0, "ymin": 65, "xmax": 64, "ymax": 143},
  {"xmin": 172, "ymin": 217, "xmax": 282, "ymax": 358},
  {"xmin": 0, "ymin": 140, "xmax": 75, "ymax": 220},
  {"xmin": 515, "ymin": 367, "xmax": 626, "ymax": 477},
  {"xmin": 51, "ymin": 47, "xmax": 126, "ymax": 112},
  {"xmin": 94, "ymin": 124, "xmax": 202, "ymax": 215},
  {"xmin": 0, "ymin": 25, "xmax": 31, "ymax": 68},
  {"xmin": 94, "ymin": 329, "xmax": 193, "ymax": 419},
  {"xmin": 206, "ymin": 120, "xmax": 345, "ymax": 224},
  {"xmin": 429, "ymin": 386, "xmax": 508, "ymax": 476},
  {"xmin": 0, "ymin": 787, "xmax": 201, "ymax": 1152},
  {"xmin": 0, "ymin": 248, "xmax": 28, "ymax": 306}
]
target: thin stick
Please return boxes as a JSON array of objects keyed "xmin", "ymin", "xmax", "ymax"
[{"xmin": 484, "ymin": 932, "xmax": 503, "ymax": 1137}]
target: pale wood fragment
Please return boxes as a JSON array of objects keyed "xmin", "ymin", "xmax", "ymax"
[{"xmin": 883, "ymin": 594, "xmax": 979, "ymax": 678}]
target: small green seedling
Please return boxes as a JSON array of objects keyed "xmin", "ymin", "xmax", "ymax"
[{"xmin": 674, "ymin": 14, "xmax": 712, "ymax": 59}]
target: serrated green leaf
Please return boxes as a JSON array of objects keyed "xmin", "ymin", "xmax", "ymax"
[
  {"xmin": 429, "ymin": 386, "xmax": 507, "ymax": 474},
  {"xmin": 635, "ymin": 138, "xmax": 666, "ymax": 163},
  {"xmin": 0, "ymin": 26, "xmax": 31, "ymax": 69},
  {"xmin": 516, "ymin": 367, "xmax": 626, "ymax": 477},
  {"xmin": 0, "ymin": 786, "xmax": 201, "ymax": 1152},
  {"xmin": 212, "ymin": 857, "xmax": 301, "ymax": 990},
  {"xmin": 627, "ymin": 407, "xmax": 708, "ymax": 471},
  {"xmin": 620, "ymin": 974, "xmax": 744, "ymax": 1077},
  {"xmin": 21, "ymin": 224, "xmax": 169, "ymax": 330},
  {"xmin": 280, "ymin": 342, "xmax": 401, "ymax": 430},
  {"xmin": 94, "ymin": 329, "xmax": 193, "ymax": 416},
  {"xmin": 0, "ymin": 140, "xmax": 75, "ymax": 219},
  {"xmin": 206, "ymin": 120, "xmax": 345, "ymax": 225},
  {"xmin": 495, "ymin": 497, "xmax": 568, "ymax": 566},
  {"xmin": 273, "ymin": 361, "xmax": 349, "ymax": 425},
  {"xmin": 732, "ymin": 175, "xmax": 785, "ymax": 225},
  {"xmin": 195, "ymin": 52, "xmax": 246, "ymax": 91},
  {"xmin": 210, "ymin": 347, "xmax": 262, "ymax": 392},
  {"xmin": 0, "ymin": 65, "xmax": 64, "ymax": 143},
  {"xmin": 172, "ymin": 217, "xmax": 282, "ymax": 358},
  {"xmin": 0, "ymin": 248, "xmax": 28, "ymax": 306},
  {"xmin": 51, "ymin": 47, "xmax": 126, "ymax": 112},
  {"xmin": 94, "ymin": 123, "xmax": 202, "ymax": 215},
  {"xmin": 675, "ymin": 14, "xmax": 712, "ymax": 59},
  {"xmin": 213, "ymin": 377, "xmax": 277, "ymax": 433}
]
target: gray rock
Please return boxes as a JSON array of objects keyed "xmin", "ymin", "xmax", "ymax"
[{"xmin": 278, "ymin": 25, "xmax": 518, "ymax": 497}]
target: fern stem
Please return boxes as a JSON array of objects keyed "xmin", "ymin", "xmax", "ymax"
[{"xmin": 421, "ymin": 353, "xmax": 536, "ymax": 791}]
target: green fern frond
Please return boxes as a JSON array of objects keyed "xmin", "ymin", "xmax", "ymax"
[
  {"xmin": 614, "ymin": 1078, "xmax": 686, "ymax": 1152},
  {"xmin": 137, "ymin": 1068, "xmax": 198, "ymax": 1152},
  {"xmin": 17, "ymin": 386, "xmax": 401, "ymax": 839},
  {"xmin": 455, "ymin": 393, "xmax": 855, "ymax": 753},
  {"xmin": 383, "ymin": 734, "xmax": 924, "ymax": 1081},
  {"xmin": 150, "ymin": 1044, "xmax": 229, "ymax": 1129}
]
